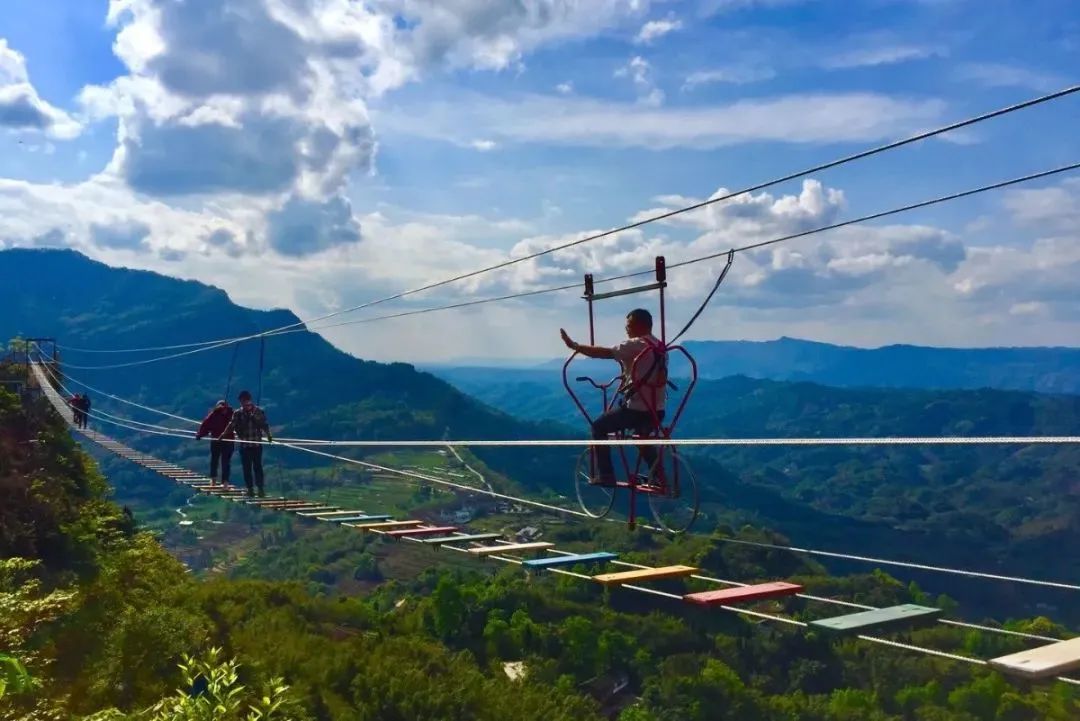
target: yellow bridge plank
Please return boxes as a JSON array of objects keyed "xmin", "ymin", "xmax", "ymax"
[{"xmin": 592, "ymin": 565, "xmax": 698, "ymax": 586}]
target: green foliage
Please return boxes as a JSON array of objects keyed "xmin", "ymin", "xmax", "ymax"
[
  {"xmin": 0, "ymin": 653, "xmax": 37, "ymax": 699},
  {"xmin": 86, "ymin": 649, "xmax": 307, "ymax": 721}
]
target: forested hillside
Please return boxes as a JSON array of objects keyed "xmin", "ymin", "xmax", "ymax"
[
  {"xmin": 436, "ymin": 369, "xmax": 1080, "ymax": 594},
  {"xmin": 3, "ymin": 387, "xmax": 1079, "ymax": 720},
  {"xmin": 0, "ymin": 247, "xmax": 578, "ymax": 489}
]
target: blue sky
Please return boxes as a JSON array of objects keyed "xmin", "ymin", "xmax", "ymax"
[{"xmin": 0, "ymin": 0, "xmax": 1078, "ymax": 362}]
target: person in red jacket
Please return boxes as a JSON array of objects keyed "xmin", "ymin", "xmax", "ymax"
[{"xmin": 196, "ymin": 400, "xmax": 234, "ymax": 486}]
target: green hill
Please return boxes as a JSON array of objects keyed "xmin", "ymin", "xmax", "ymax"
[{"xmin": 3, "ymin": 385, "xmax": 1078, "ymax": 720}]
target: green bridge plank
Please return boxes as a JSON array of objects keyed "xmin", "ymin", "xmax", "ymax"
[{"xmin": 810, "ymin": 604, "xmax": 943, "ymax": 636}]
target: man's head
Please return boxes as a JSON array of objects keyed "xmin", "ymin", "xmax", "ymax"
[
  {"xmin": 237, "ymin": 390, "xmax": 253, "ymax": 408},
  {"xmin": 625, "ymin": 308, "xmax": 653, "ymax": 338},
  {"xmin": 215, "ymin": 400, "xmax": 227, "ymax": 411}
]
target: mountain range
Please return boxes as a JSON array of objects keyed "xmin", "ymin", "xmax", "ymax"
[
  {"xmin": 433, "ymin": 336, "xmax": 1080, "ymax": 395},
  {"xmin": 5, "ymin": 248, "xmax": 1080, "ymax": 620}
]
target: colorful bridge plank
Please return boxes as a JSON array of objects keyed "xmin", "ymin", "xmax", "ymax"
[
  {"xmin": 683, "ymin": 582, "xmax": 804, "ymax": 606},
  {"xmin": 422, "ymin": 533, "xmax": 503, "ymax": 546},
  {"xmin": 345, "ymin": 520, "xmax": 423, "ymax": 531},
  {"xmin": 809, "ymin": 604, "xmax": 943, "ymax": 636},
  {"xmin": 297, "ymin": 510, "xmax": 369, "ymax": 518},
  {"xmin": 468, "ymin": 542, "xmax": 554, "ymax": 557},
  {"xmin": 592, "ymin": 565, "xmax": 698, "ymax": 586},
  {"xmin": 522, "ymin": 552, "xmax": 619, "ymax": 570},
  {"xmin": 989, "ymin": 637, "xmax": 1080, "ymax": 679},
  {"xmin": 317, "ymin": 514, "xmax": 392, "ymax": 523},
  {"xmin": 382, "ymin": 525, "xmax": 459, "ymax": 538}
]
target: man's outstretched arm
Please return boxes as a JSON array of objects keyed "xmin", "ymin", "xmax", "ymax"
[{"xmin": 560, "ymin": 328, "xmax": 615, "ymax": 359}]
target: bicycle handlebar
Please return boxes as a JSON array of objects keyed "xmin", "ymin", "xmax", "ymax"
[{"xmin": 575, "ymin": 375, "xmax": 620, "ymax": 391}]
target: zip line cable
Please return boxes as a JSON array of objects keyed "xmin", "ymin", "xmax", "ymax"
[
  {"xmin": 52, "ymin": 85, "xmax": 1080, "ymax": 358},
  {"xmin": 30, "ymin": 362, "xmax": 1080, "ymax": 656},
  {"xmin": 56, "ymin": 159, "xmax": 1080, "ymax": 366},
  {"xmin": 39, "ymin": 361, "xmax": 1080, "ymax": 596}
]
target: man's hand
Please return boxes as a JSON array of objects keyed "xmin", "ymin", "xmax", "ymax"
[{"xmin": 560, "ymin": 328, "xmax": 578, "ymax": 350}]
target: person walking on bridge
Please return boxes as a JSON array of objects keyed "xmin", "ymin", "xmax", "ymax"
[
  {"xmin": 79, "ymin": 393, "xmax": 91, "ymax": 430},
  {"xmin": 196, "ymin": 400, "xmax": 234, "ymax": 487},
  {"xmin": 220, "ymin": 390, "xmax": 273, "ymax": 497},
  {"xmin": 68, "ymin": 393, "xmax": 83, "ymax": 427}
]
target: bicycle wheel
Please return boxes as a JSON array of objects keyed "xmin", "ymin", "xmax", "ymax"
[
  {"xmin": 647, "ymin": 447, "xmax": 699, "ymax": 534},
  {"xmin": 574, "ymin": 447, "xmax": 616, "ymax": 519}
]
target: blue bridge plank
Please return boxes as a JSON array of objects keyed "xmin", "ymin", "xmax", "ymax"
[{"xmin": 523, "ymin": 552, "xmax": 619, "ymax": 569}]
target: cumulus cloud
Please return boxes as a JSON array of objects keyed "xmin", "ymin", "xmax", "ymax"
[
  {"xmin": 266, "ymin": 195, "xmax": 361, "ymax": 257},
  {"xmin": 615, "ymin": 56, "xmax": 664, "ymax": 106},
  {"xmin": 375, "ymin": 0, "xmax": 652, "ymax": 71},
  {"xmin": 1002, "ymin": 178, "xmax": 1080, "ymax": 233},
  {"xmin": 635, "ymin": 17, "xmax": 682, "ymax": 44},
  {"xmin": 90, "ymin": 220, "xmax": 152, "ymax": 250},
  {"xmin": 86, "ymin": 0, "xmax": 378, "ymax": 199},
  {"xmin": 0, "ymin": 39, "xmax": 82, "ymax": 139}
]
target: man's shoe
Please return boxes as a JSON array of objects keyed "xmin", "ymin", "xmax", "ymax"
[
  {"xmin": 257, "ymin": 488, "xmax": 266, "ymax": 498},
  {"xmin": 588, "ymin": 475, "xmax": 617, "ymax": 487},
  {"xmin": 245, "ymin": 489, "xmax": 255, "ymax": 498}
]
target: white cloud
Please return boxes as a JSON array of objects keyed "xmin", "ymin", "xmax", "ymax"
[
  {"xmin": 823, "ymin": 44, "xmax": 943, "ymax": 70},
  {"xmin": 374, "ymin": 0, "xmax": 653, "ymax": 72},
  {"xmin": 1002, "ymin": 178, "xmax": 1080, "ymax": 233},
  {"xmin": 683, "ymin": 65, "xmax": 776, "ymax": 89},
  {"xmin": 378, "ymin": 90, "xmax": 946, "ymax": 150},
  {"xmin": 0, "ymin": 39, "xmax": 82, "ymax": 139},
  {"xmin": 953, "ymin": 62, "xmax": 1066, "ymax": 92},
  {"xmin": 635, "ymin": 17, "xmax": 682, "ymax": 44},
  {"xmin": 555, "ymin": 81, "xmax": 574, "ymax": 94},
  {"xmin": 470, "ymin": 138, "xmax": 497, "ymax": 151},
  {"xmin": 615, "ymin": 55, "xmax": 665, "ymax": 106}
]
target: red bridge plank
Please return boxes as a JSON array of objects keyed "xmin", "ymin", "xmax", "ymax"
[{"xmin": 684, "ymin": 582, "xmax": 804, "ymax": 606}]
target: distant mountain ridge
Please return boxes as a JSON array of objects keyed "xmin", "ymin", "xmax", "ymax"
[{"xmin": 525, "ymin": 336, "xmax": 1080, "ymax": 394}]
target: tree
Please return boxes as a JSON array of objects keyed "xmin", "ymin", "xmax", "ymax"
[{"xmin": 84, "ymin": 649, "xmax": 307, "ymax": 721}]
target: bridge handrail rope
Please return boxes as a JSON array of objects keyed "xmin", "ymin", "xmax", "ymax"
[
  {"xmin": 30, "ymin": 361, "xmax": 1080, "ymax": 673},
  {"xmin": 52, "ymin": 86, "xmax": 1080, "ymax": 359},
  {"xmin": 34, "ymin": 359, "xmax": 1080, "ymax": 596},
  {"xmin": 42, "ymin": 362, "xmax": 1080, "ymax": 448}
]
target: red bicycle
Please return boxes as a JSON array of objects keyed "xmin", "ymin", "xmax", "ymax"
[{"xmin": 563, "ymin": 257, "xmax": 702, "ymax": 534}]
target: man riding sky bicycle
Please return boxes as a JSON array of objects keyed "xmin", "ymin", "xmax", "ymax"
[{"xmin": 560, "ymin": 308, "xmax": 666, "ymax": 486}]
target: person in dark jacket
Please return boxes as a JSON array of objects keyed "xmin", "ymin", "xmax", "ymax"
[
  {"xmin": 196, "ymin": 400, "xmax": 234, "ymax": 487},
  {"xmin": 219, "ymin": 390, "xmax": 272, "ymax": 497},
  {"xmin": 79, "ymin": 393, "xmax": 91, "ymax": 429},
  {"xmin": 69, "ymin": 393, "xmax": 82, "ymax": 427}
]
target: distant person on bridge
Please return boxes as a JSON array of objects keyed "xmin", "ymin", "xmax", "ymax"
[
  {"xmin": 196, "ymin": 400, "xmax": 234, "ymax": 487},
  {"xmin": 220, "ymin": 390, "xmax": 273, "ymax": 497},
  {"xmin": 559, "ymin": 308, "xmax": 666, "ymax": 486},
  {"xmin": 69, "ymin": 392, "xmax": 83, "ymax": 427},
  {"xmin": 79, "ymin": 393, "xmax": 91, "ymax": 429}
]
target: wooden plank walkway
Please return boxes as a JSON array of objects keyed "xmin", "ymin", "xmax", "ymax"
[
  {"xmin": 592, "ymin": 565, "xmax": 698, "ymax": 587},
  {"xmin": 990, "ymin": 637, "xmax": 1080, "ymax": 679},
  {"xmin": 684, "ymin": 582, "xmax": 804, "ymax": 606},
  {"xmin": 810, "ymin": 604, "xmax": 942, "ymax": 636}
]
